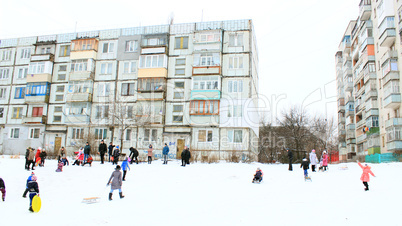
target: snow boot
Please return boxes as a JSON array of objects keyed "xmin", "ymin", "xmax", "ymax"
[
  {"xmin": 29, "ymin": 206, "xmax": 33, "ymax": 212},
  {"xmin": 109, "ymin": 193, "xmax": 113, "ymax": 201},
  {"xmin": 119, "ymin": 192, "xmax": 125, "ymax": 199}
]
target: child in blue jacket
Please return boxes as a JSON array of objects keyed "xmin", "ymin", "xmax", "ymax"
[{"xmin": 121, "ymin": 157, "xmax": 130, "ymax": 181}]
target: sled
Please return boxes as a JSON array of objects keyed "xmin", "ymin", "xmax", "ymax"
[
  {"xmin": 82, "ymin": 197, "xmax": 100, "ymax": 204},
  {"xmin": 304, "ymin": 176, "xmax": 312, "ymax": 182},
  {"xmin": 32, "ymin": 195, "xmax": 41, "ymax": 212},
  {"xmin": 338, "ymin": 166, "xmax": 349, "ymax": 170}
]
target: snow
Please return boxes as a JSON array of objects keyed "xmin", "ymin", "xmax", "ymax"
[{"xmin": 0, "ymin": 156, "xmax": 401, "ymax": 226}]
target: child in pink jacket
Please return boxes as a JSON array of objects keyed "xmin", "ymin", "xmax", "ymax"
[{"xmin": 357, "ymin": 161, "xmax": 375, "ymax": 191}]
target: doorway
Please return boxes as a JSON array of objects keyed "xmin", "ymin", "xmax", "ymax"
[
  {"xmin": 176, "ymin": 139, "xmax": 185, "ymax": 159},
  {"xmin": 54, "ymin": 137, "xmax": 62, "ymax": 156}
]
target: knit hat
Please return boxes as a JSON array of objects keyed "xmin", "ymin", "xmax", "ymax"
[
  {"xmin": 116, "ymin": 145, "xmax": 119, "ymax": 149},
  {"xmin": 32, "ymin": 175, "xmax": 37, "ymax": 181},
  {"xmin": 116, "ymin": 165, "xmax": 121, "ymax": 170},
  {"xmin": 312, "ymin": 149, "xmax": 315, "ymax": 152}
]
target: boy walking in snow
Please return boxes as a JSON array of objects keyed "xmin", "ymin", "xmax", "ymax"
[
  {"xmin": 22, "ymin": 172, "xmax": 35, "ymax": 198},
  {"xmin": 357, "ymin": 160, "xmax": 375, "ymax": 191},
  {"xmin": 0, "ymin": 177, "xmax": 5, "ymax": 201},
  {"xmin": 121, "ymin": 157, "xmax": 130, "ymax": 181},
  {"xmin": 300, "ymin": 157, "xmax": 310, "ymax": 178},
  {"xmin": 27, "ymin": 175, "xmax": 39, "ymax": 212}
]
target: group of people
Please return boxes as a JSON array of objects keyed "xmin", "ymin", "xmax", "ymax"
[
  {"xmin": 24, "ymin": 147, "xmax": 47, "ymax": 170},
  {"xmin": 286, "ymin": 149, "xmax": 329, "ymax": 173}
]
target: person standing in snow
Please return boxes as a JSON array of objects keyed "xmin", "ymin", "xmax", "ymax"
[
  {"xmin": 162, "ymin": 143, "xmax": 169, "ymax": 164},
  {"xmin": 121, "ymin": 157, "xmax": 130, "ymax": 181},
  {"xmin": 286, "ymin": 148, "xmax": 293, "ymax": 171},
  {"xmin": 22, "ymin": 172, "xmax": 35, "ymax": 198},
  {"xmin": 27, "ymin": 175, "xmax": 39, "ymax": 212},
  {"xmin": 357, "ymin": 160, "xmax": 375, "ymax": 191},
  {"xmin": 181, "ymin": 146, "xmax": 191, "ymax": 167},
  {"xmin": 112, "ymin": 146, "xmax": 120, "ymax": 165},
  {"xmin": 108, "ymin": 142, "xmax": 115, "ymax": 163},
  {"xmin": 309, "ymin": 149, "xmax": 318, "ymax": 172},
  {"xmin": 0, "ymin": 177, "xmax": 5, "ymax": 201},
  {"xmin": 27, "ymin": 148, "xmax": 35, "ymax": 170},
  {"xmin": 83, "ymin": 142, "xmax": 91, "ymax": 164},
  {"xmin": 39, "ymin": 149, "xmax": 47, "ymax": 167},
  {"xmin": 25, "ymin": 147, "xmax": 30, "ymax": 170},
  {"xmin": 129, "ymin": 147, "xmax": 139, "ymax": 164},
  {"xmin": 35, "ymin": 147, "xmax": 41, "ymax": 167},
  {"xmin": 107, "ymin": 165, "xmax": 124, "ymax": 200},
  {"xmin": 147, "ymin": 144, "xmax": 153, "ymax": 164},
  {"xmin": 98, "ymin": 140, "xmax": 107, "ymax": 164},
  {"xmin": 322, "ymin": 151, "xmax": 329, "ymax": 171},
  {"xmin": 58, "ymin": 146, "xmax": 66, "ymax": 161},
  {"xmin": 300, "ymin": 157, "xmax": 310, "ymax": 178}
]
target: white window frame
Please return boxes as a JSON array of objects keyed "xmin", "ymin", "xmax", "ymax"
[
  {"xmin": 95, "ymin": 128, "xmax": 108, "ymax": 140},
  {"xmin": 139, "ymin": 55, "xmax": 166, "ymax": 68},
  {"xmin": 70, "ymin": 59, "xmax": 88, "ymax": 72},
  {"xmin": 229, "ymin": 34, "xmax": 244, "ymax": 47},
  {"xmin": 192, "ymin": 76, "xmax": 220, "ymax": 90},
  {"xmin": 0, "ymin": 87, "xmax": 7, "ymax": 99},
  {"xmin": 21, "ymin": 48, "xmax": 31, "ymax": 59},
  {"xmin": 1, "ymin": 49, "xmax": 12, "ymax": 61},
  {"xmin": 144, "ymin": 128, "xmax": 157, "ymax": 142},
  {"xmin": 123, "ymin": 61, "xmax": 137, "ymax": 74},
  {"xmin": 18, "ymin": 67, "xmax": 28, "ymax": 79},
  {"xmin": 96, "ymin": 105, "xmax": 109, "ymax": 119},
  {"xmin": 10, "ymin": 128, "xmax": 20, "ymax": 139},
  {"xmin": 28, "ymin": 62, "xmax": 45, "ymax": 74},
  {"xmin": 228, "ymin": 80, "xmax": 243, "ymax": 93},
  {"xmin": 28, "ymin": 128, "xmax": 40, "ymax": 139},
  {"xmin": 229, "ymin": 56, "xmax": 244, "ymax": 69},
  {"xmin": 228, "ymin": 129, "xmax": 243, "ymax": 143},
  {"xmin": 102, "ymin": 42, "xmax": 114, "ymax": 53},
  {"xmin": 98, "ymin": 83, "xmax": 110, "ymax": 97},
  {"xmin": 0, "ymin": 68, "xmax": 10, "ymax": 79},
  {"xmin": 125, "ymin": 40, "xmax": 138, "ymax": 52},
  {"xmin": 100, "ymin": 62, "xmax": 113, "ymax": 74},
  {"xmin": 228, "ymin": 104, "xmax": 243, "ymax": 118}
]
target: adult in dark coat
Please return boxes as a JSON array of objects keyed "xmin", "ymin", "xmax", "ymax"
[
  {"xmin": 108, "ymin": 142, "xmax": 115, "ymax": 162},
  {"xmin": 129, "ymin": 147, "xmax": 139, "ymax": 164},
  {"xmin": 25, "ymin": 148, "xmax": 30, "ymax": 170},
  {"xmin": 98, "ymin": 140, "xmax": 107, "ymax": 164},
  {"xmin": 162, "ymin": 143, "xmax": 169, "ymax": 164},
  {"xmin": 181, "ymin": 146, "xmax": 191, "ymax": 167},
  {"xmin": 39, "ymin": 150, "xmax": 47, "ymax": 167},
  {"xmin": 112, "ymin": 146, "xmax": 120, "ymax": 165},
  {"xmin": 287, "ymin": 148, "xmax": 293, "ymax": 171},
  {"xmin": 84, "ymin": 142, "xmax": 91, "ymax": 163}
]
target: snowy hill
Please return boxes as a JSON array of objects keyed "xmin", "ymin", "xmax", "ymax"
[{"xmin": 0, "ymin": 156, "xmax": 400, "ymax": 226}]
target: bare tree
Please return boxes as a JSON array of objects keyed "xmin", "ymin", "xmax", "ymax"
[{"xmin": 309, "ymin": 116, "xmax": 337, "ymax": 155}]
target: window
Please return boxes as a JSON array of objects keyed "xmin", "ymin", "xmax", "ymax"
[
  {"xmin": 68, "ymin": 81, "xmax": 92, "ymax": 93},
  {"xmin": 1, "ymin": 49, "xmax": 12, "ymax": 61},
  {"xmin": 173, "ymin": 105, "xmax": 183, "ymax": 112},
  {"xmin": 56, "ymin": 85, "xmax": 65, "ymax": 93},
  {"xmin": 26, "ymin": 82, "xmax": 50, "ymax": 96},
  {"xmin": 0, "ymin": 68, "xmax": 10, "ymax": 79},
  {"xmin": 40, "ymin": 47, "xmax": 51, "ymax": 54},
  {"xmin": 175, "ymin": 37, "xmax": 189, "ymax": 49},
  {"xmin": 125, "ymin": 129, "xmax": 132, "ymax": 141},
  {"xmin": 139, "ymin": 55, "xmax": 166, "ymax": 68},
  {"xmin": 96, "ymin": 105, "xmax": 109, "ymax": 119},
  {"xmin": 199, "ymin": 33, "xmax": 220, "ymax": 42},
  {"xmin": 229, "ymin": 56, "xmax": 244, "ymax": 69},
  {"xmin": 54, "ymin": 106, "xmax": 63, "ymax": 112},
  {"xmin": 228, "ymin": 104, "xmax": 243, "ymax": 117},
  {"xmin": 142, "ymin": 37, "xmax": 166, "ymax": 46},
  {"xmin": 125, "ymin": 40, "xmax": 138, "ymax": 52},
  {"xmin": 58, "ymin": 65, "xmax": 67, "ymax": 81},
  {"xmin": 32, "ymin": 107, "xmax": 43, "ymax": 117},
  {"xmin": 98, "ymin": 83, "xmax": 110, "ymax": 96},
  {"xmin": 121, "ymin": 83, "xmax": 135, "ymax": 96},
  {"xmin": 28, "ymin": 62, "xmax": 45, "ymax": 74},
  {"xmin": 175, "ymin": 82, "xmax": 185, "ymax": 89},
  {"xmin": 0, "ymin": 107, "xmax": 3, "ymax": 118},
  {"xmin": 176, "ymin": 58, "xmax": 186, "ymax": 66},
  {"xmin": 229, "ymin": 34, "xmax": 243, "ymax": 47},
  {"xmin": 71, "ymin": 39, "xmax": 98, "ymax": 51},
  {"xmin": 175, "ymin": 68, "xmax": 185, "ymax": 76},
  {"xmin": 10, "ymin": 128, "xmax": 20, "ymax": 138},
  {"xmin": 382, "ymin": 59, "xmax": 398, "ymax": 77},
  {"xmin": 53, "ymin": 115, "xmax": 62, "ymax": 122},
  {"xmin": 193, "ymin": 53, "xmax": 220, "ymax": 66},
  {"xmin": 100, "ymin": 62, "xmax": 113, "ymax": 74},
  {"xmin": 198, "ymin": 130, "xmax": 213, "ymax": 142},
  {"xmin": 228, "ymin": 80, "xmax": 243, "ymax": 93},
  {"xmin": 71, "ymin": 59, "xmax": 88, "ymax": 72},
  {"xmin": 190, "ymin": 100, "xmax": 219, "ymax": 115},
  {"xmin": 173, "ymin": 91, "xmax": 184, "ymax": 99},
  {"xmin": 123, "ymin": 61, "xmax": 137, "ymax": 74},
  {"xmin": 95, "ymin": 128, "xmax": 107, "ymax": 140},
  {"xmin": 66, "ymin": 103, "xmax": 89, "ymax": 115},
  {"xmin": 228, "ymin": 129, "xmax": 243, "ymax": 143},
  {"xmin": 28, "ymin": 128, "xmax": 40, "ymax": 139},
  {"xmin": 14, "ymin": 87, "xmax": 25, "ymax": 99},
  {"xmin": 192, "ymin": 76, "xmax": 219, "ymax": 90},
  {"xmin": 144, "ymin": 129, "xmax": 158, "ymax": 142},
  {"xmin": 0, "ymin": 88, "xmax": 7, "ymax": 99},
  {"xmin": 59, "ymin": 45, "xmax": 71, "ymax": 57},
  {"xmin": 121, "ymin": 105, "xmax": 134, "ymax": 118},
  {"xmin": 55, "ymin": 95, "xmax": 64, "ymax": 101},
  {"xmin": 137, "ymin": 78, "xmax": 165, "ymax": 91},
  {"xmin": 21, "ymin": 48, "xmax": 31, "ymax": 59},
  {"xmin": 12, "ymin": 107, "xmax": 23, "ymax": 119},
  {"xmin": 18, "ymin": 67, "xmax": 28, "ymax": 79},
  {"xmin": 102, "ymin": 42, "xmax": 114, "ymax": 53},
  {"xmin": 72, "ymin": 128, "xmax": 84, "ymax": 139}
]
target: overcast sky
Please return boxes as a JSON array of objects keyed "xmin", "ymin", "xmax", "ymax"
[{"xmin": 0, "ymin": 0, "xmax": 361, "ymax": 122}]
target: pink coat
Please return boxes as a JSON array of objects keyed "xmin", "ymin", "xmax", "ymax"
[
  {"xmin": 322, "ymin": 154, "xmax": 329, "ymax": 166},
  {"xmin": 147, "ymin": 148, "xmax": 153, "ymax": 157},
  {"xmin": 358, "ymin": 162, "xmax": 375, "ymax": 182}
]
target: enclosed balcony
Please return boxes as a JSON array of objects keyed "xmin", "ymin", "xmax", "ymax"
[
  {"xmin": 136, "ymin": 102, "xmax": 164, "ymax": 124},
  {"xmin": 138, "ymin": 54, "xmax": 168, "ymax": 78},
  {"xmin": 70, "ymin": 38, "xmax": 99, "ymax": 60},
  {"xmin": 383, "ymin": 94, "xmax": 401, "ymax": 109},
  {"xmin": 22, "ymin": 115, "xmax": 47, "ymax": 124},
  {"xmin": 379, "ymin": 17, "xmax": 396, "ymax": 47},
  {"xmin": 64, "ymin": 103, "xmax": 91, "ymax": 124},
  {"xmin": 69, "ymin": 59, "xmax": 95, "ymax": 81},
  {"xmin": 385, "ymin": 118, "xmax": 402, "ymax": 128},
  {"xmin": 359, "ymin": 0, "xmax": 371, "ymax": 21},
  {"xmin": 24, "ymin": 82, "xmax": 50, "ymax": 103},
  {"xmin": 66, "ymin": 81, "xmax": 93, "ymax": 102},
  {"xmin": 387, "ymin": 140, "xmax": 402, "ymax": 151},
  {"xmin": 192, "ymin": 52, "xmax": 221, "ymax": 75},
  {"xmin": 30, "ymin": 53, "xmax": 54, "ymax": 62},
  {"xmin": 380, "ymin": 50, "xmax": 398, "ymax": 66},
  {"xmin": 193, "ymin": 30, "xmax": 222, "ymax": 52}
]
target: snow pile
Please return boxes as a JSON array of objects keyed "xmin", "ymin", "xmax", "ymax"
[{"xmin": 0, "ymin": 156, "xmax": 400, "ymax": 226}]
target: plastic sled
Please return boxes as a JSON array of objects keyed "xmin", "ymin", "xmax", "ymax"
[
  {"xmin": 82, "ymin": 197, "xmax": 100, "ymax": 204},
  {"xmin": 32, "ymin": 195, "xmax": 41, "ymax": 212}
]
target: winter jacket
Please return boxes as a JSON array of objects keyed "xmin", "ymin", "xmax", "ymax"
[
  {"xmin": 121, "ymin": 160, "xmax": 130, "ymax": 171},
  {"xmin": 25, "ymin": 149, "xmax": 30, "ymax": 158},
  {"xmin": 254, "ymin": 170, "xmax": 263, "ymax": 178},
  {"xmin": 108, "ymin": 169, "xmax": 122, "ymax": 190},
  {"xmin": 113, "ymin": 149, "xmax": 120, "ymax": 158},
  {"xmin": 181, "ymin": 149, "xmax": 191, "ymax": 161},
  {"xmin": 28, "ymin": 150, "xmax": 35, "ymax": 161},
  {"xmin": 27, "ymin": 181, "xmax": 39, "ymax": 193},
  {"xmin": 309, "ymin": 152, "xmax": 317, "ymax": 165},
  {"xmin": 147, "ymin": 148, "xmax": 153, "ymax": 157},
  {"xmin": 287, "ymin": 150, "xmax": 293, "ymax": 160},
  {"xmin": 130, "ymin": 147, "xmax": 138, "ymax": 157},
  {"xmin": 162, "ymin": 146, "xmax": 169, "ymax": 155},
  {"xmin": 0, "ymin": 178, "xmax": 4, "ymax": 189},
  {"xmin": 108, "ymin": 145, "xmax": 115, "ymax": 155},
  {"xmin": 358, "ymin": 162, "xmax": 375, "ymax": 182},
  {"xmin": 35, "ymin": 150, "xmax": 41, "ymax": 161},
  {"xmin": 84, "ymin": 145, "xmax": 91, "ymax": 155},
  {"xmin": 58, "ymin": 148, "xmax": 66, "ymax": 158},
  {"xmin": 78, "ymin": 153, "xmax": 84, "ymax": 161},
  {"xmin": 39, "ymin": 151, "xmax": 47, "ymax": 160},
  {"xmin": 322, "ymin": 154, "xmax": 329, "ymax": 166},
  {"xmin": 99, "ymin": 143, "xmax": 107, "ymax": 155},
  {"xmin": 300, "ymin": 159, "xmax": 310, "ymax": 170}
]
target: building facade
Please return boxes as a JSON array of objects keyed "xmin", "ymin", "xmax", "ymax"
[
  {"xmin": 0, "ymin": 19, "xmax": 259, "ymax": 161},
  {"xmin": 336, "ymin": 0, "xmax": 402, "ymax": 161}
]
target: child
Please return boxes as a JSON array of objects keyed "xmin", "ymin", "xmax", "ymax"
[
  {"xmin": 82, "ymin": 155, "xmax": 93, "ymax": 167},
  {"xmin": 300, "ymin": 157, "xmax": 310, "ymax": 178},
  {"xmin": 121, "ymin": 157, "xmax": 130, "ymax": 181},
  {"xmin": 0, "ymin": 177, "xmax": 5, "ymax": 201},
  {"xmin": 22, "ymin": 172, "xmax": 35, "ymax": 198},
  {"xmin": 107, "ymin": 165, "xmax": 124, "ymax": 200},
  {"xmin": 55, "ymin": 160, "xmax": 63, "ymax": 172},
  {"xmin": 72, "ymin": 148, "xmax": 84, "ymax": 166},
  {"xmin": 252, "ymin": 168, "xmax": 263, "ymax": 183},
  {"xmin": 61, "ymin": 157, "xmax": 69, "ymax": 166},
  {"xmin": 357, "ymin": 161, "xmax": 375, "ymax": 191},
  {"xmin": 27, "ymin": 175, "xmax": 39, "ymax": 212}
]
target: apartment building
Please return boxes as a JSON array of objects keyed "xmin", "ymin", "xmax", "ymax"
[
  {"xmin": 0, "ymin": 19, "xmax": 259, "ymax": 161},
  {"xmin": 336, "ymin": 0, "xmax": 402, "ymax": 161}
]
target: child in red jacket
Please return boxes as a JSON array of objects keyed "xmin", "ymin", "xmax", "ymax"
[{"xmin": 357, "ymin": 160, "xmax": 375, "ymax": 191}]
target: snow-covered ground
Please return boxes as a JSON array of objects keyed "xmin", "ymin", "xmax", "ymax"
[{"xmin": 0, "ymin": 156, "xmax": 401, "ymax": 226}]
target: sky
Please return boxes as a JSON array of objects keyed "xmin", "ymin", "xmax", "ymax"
[{"xmin": 0, "ymin": 0, "xmax": 361, "ymax": 122}]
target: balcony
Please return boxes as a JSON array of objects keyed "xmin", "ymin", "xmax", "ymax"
[
  {"xmin": 141, "ymin": 47, "xmax": 167, "ymax": 55},
  {"xmin": 65, "ymin": 115, "xmax": 90, "ymax": 124},
  {"xmin": 365, "ymin": 109, "xmax": 379, "ymax": 117},
  {"xmin": 385, "ymin": 118, "xmax": 402, "ymax": 128},
  {"xmin": 69, "ymin": 71, "xmax": 94, "ymax": 81},
  {"xmin": 382, "ymin": 71, "xmax": 399, "ymax": 86},
  {"xmin": 346, "ymin": 109, "xmax": 355, "ymax": 117},
  {"xmin": 192, "ymin": 66, "xmax": 221, "ymax": 75},
  {"xmin": 138, "ymin": 68, "xmax": 168, "ymax": 78},
  {"xmin": 365, "ymin": 90, "xmax": 377, "ymax": 99},
  {"xmin": 379, "ymin": 18, "xmax": 396, "ymax": 47},
  {"xmin": 359, "ymin": 0, "xmax": 371, "ymax": 21},
  {"xmin": 356, "ymin": 119, "xmax": 365, "ymax": 129},
  {"xmin": 137, "ymin": 92, "xmax": 165, "ymax": 101},
  {"xmin": 345, "ymin": 81, "xmax": 353, "ymax": 91},
  {"xmin": 66, "ymin": 93, "xmax": 92, "ymax": 102},
  {"xmin": 386, "ymin": 140, "xmax": 402, "ymax": 151},
  {"xmin": 190, "ymin": 90, "xmax": 221, "ymax": 100},
  {"xmin": 356, "ymin": 133, "xmax": 367, "ymax": 143},
  {"xmin": 22, "ymin": 115, "xmax": 47, "ymax": 124},
  {"xmin": 70, "ymin": 50, "xmax": 97, "ymax": 60},
  {"xmin": 383, "ymin": 94, "xmax": 401, "ymax": 108},
  {"xmin": 30, "ymin": 53, "xmax": 54, "ymax": 62},
  {"xmin": 347, "ymin": 124, "xmax": 356, "ymax": 131},
  {"xmin": 26, "ymin": 73, "xmax": 52, "ymax": 83},
  {"xmin": 25, "ymin": 95, "xmax": 49, "ymax": 104},
  {"xmin": 380, "ymin": 50, "xmax": 398, "ymax": 66},
  {"xmin": 364, "ymin": 72, "xmax": 376, "ymax": 83}
]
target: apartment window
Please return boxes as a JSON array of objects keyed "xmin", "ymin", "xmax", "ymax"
[
  {"xmin": 12, "ymin": 107, "xmax": 23, "ymax": 119},
  {"xmin": 121, "ymin": 83, "xmax": 135, "ymax": 96},
  {"xmin": 71, "ymin": 39, "xmax": 97, "ymax": 51},
  {"xmin": 53, "ymin": 115, "xmax": 62, "ymax": 122},
  {"xmin": 0, "ymin": 88, "xmax": 7, "ymax": 99},
  {"xmin": 21, "ymin": 48, "xmax": 31, "ymax": 59},
  {"xmin": 102, "ymin": 42, "xmax": 114, "ymax": 53},
  {"xmin": 121, "ymin": 105, "xmax": 134, "ymax": 119},
  {"xmin": 28, "ymin": 128, "xmax": 40, "ymax": 139},
  {"xmin": 123, "ymin": 61, "xmax": 137, "ymax": 74},
  {"xmin": 175, "ymin": 37, "xmax": 189, "ymax": 49},
  {"xmin": 175, "ymin": 68, "xmax": 185, "ymax": 76},
  {"xmin": 173, "ymin": 91, "xmax": 184, "ymax": 99},
  {"xmin": 0, "ymin": 68, "xmax": 10, "ymax": 79},
  {"xmin": 228, "ymin": 129, "xmax": 243, "ymax": 143},
  {"xmin": 1, "ymin": 49, "xmax": 12, "ymax": 61},
  {"xmin": 72, "ymin": 128, "xmax": 84, "ymax": 139},
  {"xmin": 139, "ymin": 55, "xmax": 166, "ymax": 68},
  {"xmin": 190, "ymin": 100, "xmax": 219, "ymax": 115},
  {"xmin": 228, "ymin": 80, "xmax": 243, "ymax": 93},
  {"xmin": 40, "ymin": 47, "xmax": 51, "ymax": 54},
  {"xmin": 199, "ymin": 33, "xmax": 220, "ymax": 42},
  {"xmin": 56, "ymin": 85, "xmax": 65, "ymax": 93},
  {"xmin": 32, "ymin": 107, "xmax": 43, "ymax": 117},
  {"xmin": 100, "ymin": 62, "xmax": 113, "ymax": 74},
  {"xmin": 173, "ymin": 105, "xmax": 183, "ymax": 112},
  {"xmin": 229, "ymin": 56, "xmax": 244, "ymax": 69},
  {"xmin": 68, "ymin": 81, "xmax": 92, "ymax": 93},
  {"xmin": 96, "ymin": 105, "xmax": 109, "ymax": 119},
  {"xmin": 198, "ymin": 130, "xmax": 213, "ymax": 142},
  {"xmin": 229, "ymin": 34, "xmax": 243, "ymax": 47},
  {"xmin": 18, "ymin": 67, "xmax": 28, "ymax": 79},
  {"xmin": 228, "ymin": 104, "xmax": 243, "ymax": 117},
  {"xmin": 66, "ymin": 103, "xmax": 89, "ymax": 115},
  {"xmin": 176, "ymin": 58, "xmax": 186, "ymax": 66},
  {"xmin": 382, "ymin": 59, "xmax": 398, "ymax": 77},
  {"xmin": 10, "ymin": 128, "xmax": 20, "ymax": 138},
  {"xmin": 175, "ymin": 82, "xmax": 185, "ymax": 89},
  {"xmin": 14, "ymin": 87, "xmax": 25, "ymax": 99},
  {"xmin": 137, "ymin": 78, "xmax": 165, "ymax": 91},
  {"xmin": 192, "ymin": 76, "xmax": 219, "ymax": 90},
  {"xmin": 29, "ymin": 62, "xmax": 45, "ymax": 74},
  {"xmin": 125, "ymin": 40, "xmax": 138, "ymax": 52},
  {"xmin": 98, "ymin": 83, "xmax": 110, "ymax": 97},
  {"xmin": 0, "ymin": 107, "xmax": 3, "ymax": 118},
  {"xmin": 59, "ymin": 45, "xmax": 71, "ymax": 57},
  {"xmin": 193, "ymin": 53, "xmax": 220, "ymax": 66},
  {"xmin": 54, "ymin": 106, "xmax": 63, "ymax": 113},
  {"xmin": 95, "ymin": 128, "xmax": 108, "ymax": 140},
  {"xmin": 144, "ymin": 129, "xmax": 157, "ymax": 142},
  {"xmin": 71, "ymin": 59, "xmax": 88, "ymax": 72},
  {"xmin": 26, "ymin": 82, "xmax": 50, "ymax": 96},
  {"xmin": 125, "ymin": 129, "xmax": 132, "ymax": 141},
  {"xmin": 58, "ymin": 65, "xmax": 67, "ymax": 81},
  {"xmin": 142, "ymin": 37, "xmax": 166, "ymax": 46},
  {"xmin": 55, "ymin": 95, "xmax": 64, "ymax": 101}
]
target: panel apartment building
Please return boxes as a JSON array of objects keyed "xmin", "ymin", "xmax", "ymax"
[
  {"xmin": 0, "ymin": 19, "xmax": 259, "ymax": 160},
  {"xmin": 336, "ymin": 0, "xmax": 402, "ymax": 161}
]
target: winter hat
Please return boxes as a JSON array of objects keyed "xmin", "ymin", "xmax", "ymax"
[
  {"xmin": 312, "ymin": 149, "xmax": 315, "ymax": 152},
  {"xmin": 31, "ymin": 172, "xmax": 35, "ymax": 175},
  {"xmin": 32, "ymin": 175, "xmax": 37, "ymax": 181},
  {"xmin": 116, "ymin": 145, "xmax": 119, "ymax": 149},
  {"xmin": 115, "ymin": 165, "xmax": 121, "ymax": 170},
  {"xmin": 38, "ymin": 147, "xmax": 42, "ymax": 150}
]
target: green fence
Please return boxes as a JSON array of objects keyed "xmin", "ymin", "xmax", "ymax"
[{"xmin": 365, "ymin": 153, "xmax": 401, "ymax": 163}]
